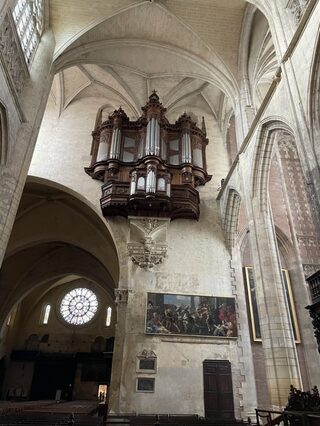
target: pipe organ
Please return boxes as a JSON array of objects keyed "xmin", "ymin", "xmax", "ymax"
[{"xmin": 85, "ymin": 92, "xmax": 211, "ymax": 220}]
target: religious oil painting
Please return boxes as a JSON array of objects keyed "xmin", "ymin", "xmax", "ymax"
[
  {"xmin": 243, "ymin": 267, "xmax": 300, "ymax": 343},
  {"xmin": 146, "ymin": 293, "xmax": 237, "ymax": 338}
]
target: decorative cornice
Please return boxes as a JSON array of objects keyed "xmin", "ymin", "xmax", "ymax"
[
  {"xmin": 138, "ymin": 349, "xmax": 157, "ymax": 358},
  {"xmin": 303, "ymin": 264, "xmax": 320, "ymax": 279}
]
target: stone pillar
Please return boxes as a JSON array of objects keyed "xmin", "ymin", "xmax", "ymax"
[
  {"xmin": 108, "ymin": 288, "xmax": 131, "ymax": 414},
  {"xmin": 248, "ymin": 198, "xmax": 301, "ymax": 408},
  {"xmin": 0, "ymin": 27, "xmax": 55, "ymax": 268},
  {"xmin": 230, "ymin": 247, "xmax": 258, "ymax": 419}
]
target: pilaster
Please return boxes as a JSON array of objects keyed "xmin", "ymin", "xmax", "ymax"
[
  {"xmin": 248, "ymin": 198, "xmax": 301, "ymax": 408},
  {"xmin": 108, "ymin": 288, "xmax": 131, "ymax": 414}
]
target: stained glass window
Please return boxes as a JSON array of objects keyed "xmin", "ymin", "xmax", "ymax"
[
  {"xmin": 12, "ymin": 0, "xmax": 44, "ymax": 64},
  {"xmin": 60, "ymin": 288, "xmax": 98, "ymax": 325},
  {"xmin": 106, "ymin": 306, "xmax": 112, "ymax": 327},
  {"xmin": 42, "ymin": 304, "xmax": 51, "ymax": 325}
]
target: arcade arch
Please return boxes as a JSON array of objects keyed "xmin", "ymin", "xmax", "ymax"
[{"xmin": 0, "ymin": 178, "xmax": 119, "ymax": 400}]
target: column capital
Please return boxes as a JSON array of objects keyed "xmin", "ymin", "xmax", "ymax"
[{"xmin": 114, "ymin": 289, "xmax": 131, "ymax": 305}]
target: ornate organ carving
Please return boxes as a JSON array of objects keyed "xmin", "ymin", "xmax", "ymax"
[{"xmin": 85, "ymin": 92, "xmax": 211, "ymax": 220}]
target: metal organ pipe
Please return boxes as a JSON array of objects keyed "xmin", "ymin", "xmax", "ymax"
[
  {"xmin": 150, "ymin": 118, "xmax": 155, "ymax": 154},
  {"xmin": 146, "ymin": 118, "xmax": 160, "ymax": 156},
  {"xmin": 130, "ymin": 172, "xmax": 137, "ymax": 195},
  {"xmin": 161, "ymin": 138, "xmax": 167, "ymax": 161},
  {"xmin": 182, "ymin": 128, "xmax": 192, "ymax": 163},
  {"xmin": 96, "ymin": 133, "xmax": 109, "ymax": 162},
  {"xmin": 109, "ymin": 128, "xmax": 121, "ymax": 159},
  {"xmin": 146, "ymin": 121, "xmax": 151, "ymax": 155},
  {"xmin": 146, "ymin": 167, "xmax": 156, "ymax": 193},
  {"xmin": 166, "ymin": 181, "xmax": 171, "ymax": 197},
  {"xmin": 154, "ymin": 120, "xmax": 160, "ymax": 156}
]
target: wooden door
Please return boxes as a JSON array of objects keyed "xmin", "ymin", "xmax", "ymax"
[{"xmin": 203, "ymin": 360, "xmax": 234, "ymax": 421}]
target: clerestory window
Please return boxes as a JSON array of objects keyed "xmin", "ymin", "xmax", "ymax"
[
  {"xmin": 12, "ymin": 0, "xmax": 44, "ymax": 65},
  {"xmin": 41, "ymin": 304, "xmax": 51, "ymax": 325},
  {"xmin": 106, "ymin": 306, "xmax": 112, "ymax": 327}
]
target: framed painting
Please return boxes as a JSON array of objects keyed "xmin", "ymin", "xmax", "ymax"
[
  {"xmin": 243, "ymin": 267, "xmax": 300, "ymax": 343},
  {"xmin": 145, "ymin": 293, "xmax": 237, "ymax": 338},
  {"xmin": 244, "ymin": 267, "xmax": 262, "ymax": 341}
]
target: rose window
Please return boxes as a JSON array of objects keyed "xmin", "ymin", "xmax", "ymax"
[{"xmin": 60, "ymin": 288, "xmax": 98, "ymax": 325}]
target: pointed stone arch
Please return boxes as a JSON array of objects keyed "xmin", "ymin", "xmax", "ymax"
[
  {"xmin": 52, "ymin": 2, "xmax": 239, "ymax": 104},
  {"xmin": 308, "ymin": 26, "xmax": 320, "ymax": 171},
  {"xmin": 251, "ymin": 118, "xmax": 295, "ymax": 212},
  {"xmin": 0, "ymin": 177, "xmax": 120, "ymax": 328},
  {"xmin": 222, "ymin": 188, "xmax": 242, "ymax": 252}
]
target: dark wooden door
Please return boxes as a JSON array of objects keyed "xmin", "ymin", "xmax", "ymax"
[{"xmin": 203, "ymin": 360, "xmax": 234, "ymax": 421}]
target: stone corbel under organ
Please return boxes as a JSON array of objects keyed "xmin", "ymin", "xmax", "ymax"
[
  {"xmin": 127, "ymin": 218, "xmax": 169, "ymax": 269},
  {"xmin": 85, "ymin": 91, "xmax": 212, "ymax": 221}
]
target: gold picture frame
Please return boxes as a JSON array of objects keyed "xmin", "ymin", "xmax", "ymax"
[{"xmin": 243, "ymin": 267, "xmax": 300, "ymax": 343}]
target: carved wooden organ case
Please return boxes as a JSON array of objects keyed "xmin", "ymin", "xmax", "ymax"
[{"xmin": 85, "ymin": 92, "xmax": 212, "ymax": 220}]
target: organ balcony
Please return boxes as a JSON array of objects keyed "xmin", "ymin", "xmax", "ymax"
[
  {"xmin": 306, "ymin": 270, "xmax": 320, "ymax": 353},
  {"xmin": 85, "ymin": 91, "xmax": 212, "ymax": 220}
]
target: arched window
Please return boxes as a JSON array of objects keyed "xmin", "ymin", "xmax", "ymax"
[
  {"xmin": 106, "ymin": 306, "xmax": 112, "ymax": 327},
  {"xmin": 42, "ymin": 304, "xmax": 51, "ymax": 325},
  {"xmin": 6, "ymin": 314, "xmax": 12, "ymax": 326},
  {"xmin": 12, "ymin": 0, "xmax": 44, "ymax": 64}
]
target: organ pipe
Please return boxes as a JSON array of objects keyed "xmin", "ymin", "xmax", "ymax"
[
  {"xmin": 109, "ymin": 128, "xmax": 121, "ymax": 159},
  {"xmin": 182, "ymin": 128, "xmax": 192, "ymax": 163},
  {"xmin": 146, "ymin": 118, "xmax": 160, "ymax": 156}
]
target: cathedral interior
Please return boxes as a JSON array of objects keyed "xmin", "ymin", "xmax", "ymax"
[{"xmin": 0, "ymin": 0, "xmax": 320, "ymax": 425}]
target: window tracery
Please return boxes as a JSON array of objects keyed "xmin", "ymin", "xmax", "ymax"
[
  {"xmin": 60, "ymin": 288, "xmax": 98, "ymax": 325},
  {"xmin": 12, "ymin": 0, "xmax": 44, "ymax": 64}
]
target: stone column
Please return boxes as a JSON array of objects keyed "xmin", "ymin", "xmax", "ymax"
[
  {"xmin": 230, "ymin": 246, "xmax": 258, "ymax": 419},
  {"xmin": 0, "ymin": 27, "xmax": 55, "ymax": 268},
  {"xmin": 248, "ymin": 198, "xmax": 301, "ymax": 408},
  {"xmin": 108, "ymin": 288, "xmax": 131, "ymax": 414}
]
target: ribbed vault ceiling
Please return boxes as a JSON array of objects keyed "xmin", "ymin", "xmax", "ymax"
[{"xmin": 48, "ymin": 0, "xmax": 275, "ymax": 125}]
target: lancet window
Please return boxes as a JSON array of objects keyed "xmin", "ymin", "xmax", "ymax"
[{"xmin": 12, "ymin": 0, "xmax": 44, "ymax": 64}]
